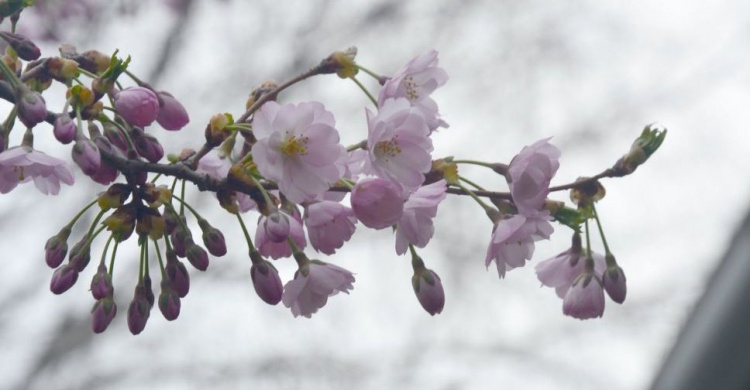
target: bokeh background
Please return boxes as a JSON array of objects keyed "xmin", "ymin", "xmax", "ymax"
[{"xmin": 1, "ymin": 0, "xmax": 749, "ymax": 389}]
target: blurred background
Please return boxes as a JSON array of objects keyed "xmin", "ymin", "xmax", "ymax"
[{"xmin": 1, "ymin": 0, "xmax": 749, "ymax": 389}]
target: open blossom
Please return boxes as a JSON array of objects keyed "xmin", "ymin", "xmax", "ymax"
[
  {"xmin": 251, "ymin": 101, "xmax": 345, "ymax": 204},
  {"xmin": 350, "ymin": 177, "xmax": 404, "ymax": 229},
  {"xmin": 114, "ymin": 87, "xmax": 160, "ymax": 127},
  {"xmin": 536, "ymin": 249, "xmax": 606, "ymax": 299},
  {"xmin": 485, "ymin": 212, "xmax": 554, "ymax": 278},
  {"xmin": 563, "ymin": 271, "xmax": 606, "ymax": 320},
  {"xmin": 395, "ymin": 179, "xmax": 447, "ymax": 255},
  {"xmin": 378, "ymin": 50, "xmax": 448, "ymax": 131},
  {"xmin": 282, "ymin": 260, "xmax": 355, "ymax": 318},
  {"xmin": 255, "ymin": 209, "xmax": 306, "ymax": 259},
  {"xmin": 508, "ymin": 138, "xmax": 561, "ymax": 216},
  {"xmin": 365, "ymin": 98, "xmax": 433, "ymax": 194},
  {"xmin": 0, "ymin": 146, "xmax": 74, "ymax": 195},
  {"xmin": 304, "ymin": 200, "xmax": 357, "ymax": 255}
]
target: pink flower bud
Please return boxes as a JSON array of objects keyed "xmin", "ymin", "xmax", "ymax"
[
  {"xmin": 263, "ymin": 209, "xmax": 291, "ymax": 243},
  {"xmin": 563, "ymin": 272, "xmax": 605, "ymax": 320},
  {"xmin": 133, "ymin": 132, "xmax": 164, "ymax": 163},
  {"xmin": 186, "ymin": 243, "xmax": 209, "ymax": 271},
  {"xmin": 127, "ymin": 288, "xmax": 151, "ymax": 335},
  {"xmin": 250, "ymin": 257, "xmax": 283, "ymax": 305},
  {"xmin": 114, "ymin": 87, "xmax": 160, "ymax": 127},
  {"xmin": 44, "ymin": 228, "xmax": 70, "ymax": 268},
  {"xmin": 165, "ymin": 251, "xmax": 190, "ymax": 298},
  {"xmin": 68, "ymin": 237, "xmax": 91, "ymax": 272},
  {"xmin": 412, "ymin": 268, "xmax": 445, "ymax": 316},
  {"xmin": 602, "ymin": 264, "xmax": 627, "ymax": 304},
  {"xmin": 199, "ymin": 220, "xmax": 226, "ymax": 257},
  {"xmin": 90, "ymin": 264, "xmax": 113, "ymax": 300},
  {"xmin": 16, "ymin": 88, "xmax": 47, "ymax": 128},
  {"xmin": 158, "ymin": 280, "xmax": 181, "ymax": 321},
  {"xmin": 156, "ymin": 91, "xmax": 189, "ymax": 131},
  {"xmin": 103, "ymin": 122, "xmax": 128, "ymax": 152},
  {"xmin": 90, "ymin": 160, "xmax": 119, "ymax": 185},
  {"xmin": 71, "ymin": 138, "xmax": 101, "ymax": 176},
  {"xmin": 171, "ymin": 229, "xmax": 191, "ymax": 258},
  {"xmin": 350, "ymin": 177, "xmax": 404, "ymax": 229},
  {"xmin": 53, "ymin": 115, "xmax": 76, "ymax": 144},
  {"xmin": 0, "ymin": 31, "xmax": 41, "ymax": 61},
  {"xmin": 91, "ymin": 298, "xmax": 117, "ymax": 334},
  {"xmin": 50, "ymin": 265, "xmax": 79, "ymax": 295}
]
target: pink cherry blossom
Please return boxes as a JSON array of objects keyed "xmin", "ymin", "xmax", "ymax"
[
  {"xmin": 156, "ymin": 91, "xmax": 189, "ymax": 131},
  {"xmin": 508, "ymin": 138, "xmax": 561, "ymax": 216},
  {"xmin": 365, "ymin": 98, "xmax": 433, "ymax": 194},
  {"xmin": 0, "ymin": 146, "xmax": 74, "ymax": 195},
  {"xmin": 395, "ymin": 179, "xmax": 447, "ymax": 255},
  {"xmin": 114, "ymin": 87, "xmax": 160, "ymax": 127},
  {"xmin": 536, "ymin": 248, "xmax": 606, "ymax": 300},
  {"xmin": 485, "ymin": 212, "xmax": 554, "ymax": 278},
  {"xmin": 350, "ymin": 177, "xmax": 404, "ymax": 229},
  {"xmin": 563, "ymin": 272, "xmax": 605, "ymax": 320},
  {"xmin": 304, "ymin": 200, "xmax": 357, "ymax": 255},
  {"xmin": 255, "ymin": 209, "xmax": 306, "ymax": 259},
  {"xmin": 282, "ymin": 261, "xmax": 355, "ymax": 318},
  {"xmin": 378, "ymin": 50, "xmax": 448, "ymax": 131},
  {"xmin": 251, "ymin": 101, "xmax": 345, "ymax": 204}
]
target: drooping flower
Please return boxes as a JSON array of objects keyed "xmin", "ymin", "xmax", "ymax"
[
  {"xmin": 602, "ymin": 258, "xmax": 627, "ymax": 304},
  {"xmin": 350, "ymin": 177, "xmax": 404, "ymax": 229},
  {"xmin": 156, "ymin": 91, "xmax": 189, "ymax": 131},
  {"xmin": 71, "ymin": 138, "xmax": 101, "ymax": 176},
  {"xmin": 251, "ymin": 101, "xmax": 345, "ymax": 204},
  {"xmin": 304, "ymin": 200, "xmax": 357, "ymax": 255},
  {"xmin": 16, "ymin": 88, "xmax": 47, "ymax": 128},
  {"xmin": 91, "ymin": 298, "xmax": 117, "ymax": 334},
  {"xmin": 378, "ymin": 50, "xmax": 448, "ymax": 131},
  {"xmin": 365, "ymin": 98, "xmax": 433, "ymax": 194},
  {"xmin": 282, "ymin": 260, "xmax": 355, "ymax": 318},
  {"xmin": 536, "ymin": 245, "xmax": 606, "ymax": 299},
  {"xmin": 395, "ymin": 179, "xmax": 447, "ymax": 255},
  {"xmin": 0, "ymin": 146, "xmax": 74, "ymax": 195},
  {"xmin": 53, "ymin": 115, "xmax": 77, "ymax": 144},
  {"xmin": 563, "ymin": 271, "xmax": 606, "ymax": 320},
  {"xmin": 508, "ymin": 138, "xmax": 561, "ymax": 216},
  {"xmin": 249, "ymin": 253, "xmax": 283, "ymax": 305},
  {"xmin": 412, "ymin": 267, "xmax": 445, "ymax": 316},
  {"xmin": 485, "ymin": 212, "xmax": 554, "ymax": 278},
  {"xmin": 255, "ymin": 209, "xmax": 307, "ymax": 259},
  {"xmin": 114, "ymin": 86, "xmax": 160, "ymax": 127}
]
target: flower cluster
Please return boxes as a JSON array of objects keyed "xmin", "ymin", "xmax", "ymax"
[{"xmin": 0, "ymin": 7, "xmax": 667, "ymax": 334}]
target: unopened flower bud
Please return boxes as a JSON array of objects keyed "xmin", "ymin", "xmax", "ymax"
[
  {"xmin": 91, "ymin": 298, "xmax": 117, "ymax": 334},
  {"xmin": 53, "ymin": 115, "xmax": 76, "ymax": 144},
  {"xmin": 50, "ymin": 265, "xmax": 79, "ymax": 295},
  {"xmin": 613, "ymin": 125, "xmax": 667, "ymax": 176},
  {"xmin": 162, "ymin": 207, "xmax": 180, "ymax": 235},
  {"xmin": 165, "ymin": 250, "xmax": 190, "ymax": 298},
  {"xmin": 102, "ymin": 122, "xmax": 128, "ymax": 152},
  {"xmin": 90, "ymin": 263, "xmax": 114, "ymax": 300},
  {"xmin": 171, "ymin": 225, "xmax": 191, "ymax": 257},
  {"xmin": 350, "ymin": 178, "xmax": 404, "ymax": 229},
  {"xmin": 80, "ymin": 50, "xmax": 111, "ymax": 74},
  {"xmin": 411, "ymin": 267, "xmax": 445, "ymax": 316},
  {"xmin": 186, "ymin": 243, "xmax": 209, "ymax": 271},
  {"xmin": 69, "ymin": 236, "xmax": 92, "ymax": 272},
  {"xmin": 602, "ymin": 254, "xmax": 627, "ymax": 304},
  {"xmin": 158, "ymin": 280, "xmax": 181, "ymax": 321},
  {"xmin": 263, "ymin": 209, "xmax": 290, "ymax": 243},
  {"xmin": 133, "ymin": 131, "xmax": 164, "ymax": 163},
  {"xmin": 45, "ymin": 227, "xmax": 71, "ymax": 268},
  {"xmin": 0, "ymin": 31, "xmax": 40, "ymax": 61},
  {"xmin": 114, "ymin": 87, "xmax": 160, "ymax": 127},
  {"xmin": 72, "ymin": 138, "xmax": 101, "ymax": 175},
  {"xmin": 156, "ymin": 91, "xmax": 189, "ymax": 131},
  {"xmin": 249, "ymin": 256, "xmax": 283, "ymax": 305},
  {"xmin": 15, "ymin": 87, "xmax": 47, "ymax": 128},
  {"xmin": 127, "ymin": 286, "xmax": 151, "ymax": 335},
  {"xmin": 47, "ymin": 57, "xmax": 79, "ymax": 81},
  {"xmin": 198, "ymin": 219, "xmax": 227, "ymax": 257}
]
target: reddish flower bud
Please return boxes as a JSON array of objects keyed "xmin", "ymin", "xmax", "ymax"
[
  {"xmin": 102, "ymin": 122, "xmax": 128, "ymax": 152},
  {"xmin": 90, "ymin": 263, "xmax": 114, "ymax": 300},
  {"xmin": 133, "ymin": 131, "xmax": 164, "ymax": 163},
  {"xmin": 171, "ymin": 226, "xmax": 191, "ymax": 258},
  {"xmin": 165, "ymin": 249, "xmax": 190, "ymax": 298},
  {"xmin": 158, "ymin": 280, "xmax": 181, "ymax": 321},
  {"xmin": 71, "ymin": 138, "xmax": 101, "ymax": 176},
  {"xmin": 163, "ymin": 207, "xmax": 180, "ymax": 235},
  {"xmin": 127, "ymin": 286, "xmax": 151, "ymax": 335},
  {"xmin": 114, "ymin": 87, "xmax": 160, "ymax": 127},
  {"xmin": 412, "ymin": 268, "xmax": 445, "ymax": 316},
  {"xmin": 45, "ymin": 227, "xmax": 71, "ymax": 268},
  {"xmin": 263, "ymin": 209, "xmax": 291, "ymax": 243},
  {"xmin": 15, "ymin": 88, "xmax": 47, "ymax": 128},
  {"xmin": 53, "ymin": 115, "xmax": 77, "ymax": 145},
  {"xmin": 186, "ymin": 243, "xmax": 209, "ymax": 271},
  {"xmin": 50, "ymin": 265, "xmax": 79, "ymax": 295},
  {"xmin": 69, "ymin": 236, "xmax": 92, "ymax": 272},
  {"xmin": 156, "ymin": 91, "xmax": 189, "ymax": 131},
  {"xmin": 250, "ymin": 256, "xmax": 283, "ymax": 305},
  {"xmin": 0, "ymin": 31, "xmax": 40, "ymax": 61},
  {"xmin": 602, "ymin": 262, "xmax": 627, "ymax": 304},
  {"xmin": 91, "ymin": 298, "xmax": 117, "ymax": 334},
  {"xmin": 198, "ymin": 219, "xmax": 226, "ymax": 257}
]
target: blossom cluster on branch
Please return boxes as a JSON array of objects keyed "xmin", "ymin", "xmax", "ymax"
[{"xmin": 0, "ymin": 3, "xmax": 666, "ymax": 334}]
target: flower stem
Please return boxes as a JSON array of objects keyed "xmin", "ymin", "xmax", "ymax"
[
  {"xmin": 452, "ymin": 159, "xmax": 496, "ymax": 169},
  {"xmin": 153, "ymin": 238, "xmax": 167, "ymax": 278},
  {"xmin": 356, "ymin": 65, "xmax": 383, "ymax": 81},
  {"xmin": 99, "ymin": 235, "xmax": 114, "ymax": 266},
  {"xmin": 591, "ymin": 204, "xmax": 612, "ymax": 255},
  {"xmin": 459, "ymin": 175, "xmax": 485, "ymax": 191},
  {"xmin": 454, "ymin": 181, "xmax": 494, "ymax": 214},
  {"xmin": 171, "ymin": 194, "xmax": 204, "ymax": 223},
  {"xmin": 236, "ymin": 213, "xmax": 256, "ymax": 252},
  {"xmin": 351, "ymin": 76, "xmax": 378, "ymax": 107},
  {"xmin": 108, "ymin": 240, "xmax": 119, "ymax": 278}
]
